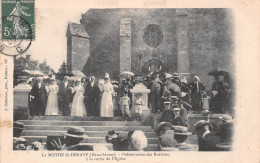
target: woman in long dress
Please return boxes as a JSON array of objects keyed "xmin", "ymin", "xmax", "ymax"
[
  {"xmin": 45, "ymin": 79, "xmax": 60, "ymax": 115},
  {"xmin": 71, "ymin": 79, "xmax": 87, "ymax": 117},
  {"xmin": 100, "ymin": 77, "xmax": 114, "ymax": 117}
]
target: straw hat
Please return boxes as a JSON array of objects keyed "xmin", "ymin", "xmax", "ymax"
[
  {"xmin": 173, "ymin": 126, "xmax": 191, "ymax": 135},
  {"xmin": 219, "ymin": 115, "xmax": 233, "ymax": 123},
  {"xmin": 194, "ymin": 120, "xmax": 210, "ymax": 131},
  {"xmin": 173, "ymin": 108, "xmax": 181, "ymax": 111},
  {"xmin": 62, "ymin": 127, "xmax": 86, "ymax": 138},
  {"xmin": 155, "ymin": 122, "xmax": 173, "ymax": 133}
]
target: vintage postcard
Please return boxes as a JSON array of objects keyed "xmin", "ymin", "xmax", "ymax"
[{"xmin": 0, "ymin": 0, "xmax": 260, "ymax": 163}]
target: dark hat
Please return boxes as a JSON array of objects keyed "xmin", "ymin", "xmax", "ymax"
[
  {"xmin": 108, "ymin": 130, "xmax": 116, "ymax": 136},
  {"xmin": 13, "ymin": 122, "xmax": 25, "ymax": 130},
  {"xmin": 173, "ymin": 126, "xmax": 191, "ymax": 135},
  {"xmin": 155, "ymin": 122, "xmax": 173, "ymax": 133},
  {"xmin": 194, "ymin": 120, "xmax": 210, "ymax": 131},
  {"xmin": 134, "ymin": 93, "xmax": 143, "ymax": 97},
  {"xmin": 62, "ymin": 127, "xmax": 86, "ymax": 138}
]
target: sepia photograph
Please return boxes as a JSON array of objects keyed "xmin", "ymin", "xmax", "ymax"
[
  {"xmin": 10, "ymin": 7, "xmax": 235, "ymax": 152},
  {"xmin": 1, "ymin": 0, "xmax": 260, "ymax": 163}
]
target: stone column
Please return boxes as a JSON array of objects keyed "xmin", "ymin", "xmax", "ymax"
[
  {"xmin": 176, "ymin": 9, "xmax": 190, "ymax": 79},
  {"xmin": 120, "ymin": 18, "xmax": 131, "ymax": 73},
  {"xmin": 130, "ymin": 83, "xmax": 150, "ymax": 125}
]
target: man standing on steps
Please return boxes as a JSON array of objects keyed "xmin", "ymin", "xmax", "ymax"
[
  {"xmin": 58, "ymin": 76, "xmax": 72, "ymax": 116},
  {"xmin": 30, "ymin": 77, "xmax": 47, "ymax": 116},
  {"xmin": 84, "ymin": 76, "xmax": 99, "ymax": 116}
]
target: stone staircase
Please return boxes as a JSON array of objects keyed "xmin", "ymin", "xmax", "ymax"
[{"xmin": 18, "ymin": 116, "xmax": 159, "ymax": 151}]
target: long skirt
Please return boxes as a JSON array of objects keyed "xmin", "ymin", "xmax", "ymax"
[
  {"xmin": 71, "ymin": 93, "xmax": 87, "ymax": 117},
  {"xmin": 100, "ymin": 92, "xmax": 114, "ymax": 117},
  {"xmin": 45, "ymin": 93, "xmax": 59, "ymax": 115}
]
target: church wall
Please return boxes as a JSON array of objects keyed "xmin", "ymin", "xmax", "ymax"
[
  {"xmin": 71, "ymin": 36, "xmax": 90, "ymax": 72},
  {"xmin": 188, "ymin": 9, "xmax": 234, "ymax": 83},
  {"xmin": 79, "ymin": 9, "xmax": 234, "ymax": 84}
]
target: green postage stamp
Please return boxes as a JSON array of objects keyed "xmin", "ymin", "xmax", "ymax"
[{"xmin": 1, "ymin": 0, "xmax": 35, "ymax": 40}]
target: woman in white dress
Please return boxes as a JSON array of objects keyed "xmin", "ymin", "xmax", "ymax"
[
  {"xmin": 100, "ymin": 77, "xmax": 114, "ymax": 117},
  {"xmin": 71, "ymin": 78, "xmax": 87, "ymax": 117},
  {"xmin": 45, "ymin": 79, "xmax": 60, "ymax": 115}
]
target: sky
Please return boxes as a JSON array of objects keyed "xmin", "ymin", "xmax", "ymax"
[{"xmin": 24, "ymin": 0, "xmax": 89, "ymax": 72}]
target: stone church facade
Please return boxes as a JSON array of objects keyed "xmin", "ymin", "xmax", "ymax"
[{"xmin": 67, "ymin": 9, "xmax": 234, "ymax": 82}]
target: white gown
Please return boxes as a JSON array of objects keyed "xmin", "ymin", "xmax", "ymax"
[
  {"xmin": 71, "ymin": 85, "xmax": 87, "ymax": 117},
  {"xmin": 45, "ymin": 84, "xmax": 60, "ymax": 115},
  {"xmin": 100, "ymin": 82, "xmax": 114, "ymax": 117}
]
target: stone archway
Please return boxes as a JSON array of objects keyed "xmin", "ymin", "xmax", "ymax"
[{"xmin": 142, "ymin": 59, "xmax": 165, "ymax": 74}]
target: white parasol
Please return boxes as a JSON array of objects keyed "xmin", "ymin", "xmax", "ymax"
[{"xmin": 120, "ymin": 71, "xmax": 135, "ymax": 79}]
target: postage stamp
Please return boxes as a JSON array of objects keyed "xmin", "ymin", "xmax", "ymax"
[{"xmin": 1, "ymin": 0, "xmax": 35, "ymax": 40}]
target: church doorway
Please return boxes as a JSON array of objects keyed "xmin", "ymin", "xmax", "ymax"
[{"xmin": 142, "ymin": 59, "xmax": 165, "ymax": 74}]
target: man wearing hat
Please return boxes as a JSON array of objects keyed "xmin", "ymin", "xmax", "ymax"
[
  {"xmin": 194, "ymin": 120, "xmax": 221, "ymax": 151},
  {"xmin": 58, "ymin": 76, "xmax": 72, "ymax": 116},
  {"xmin": 155, "ymin": 122, "xmax": 173, "ymax": 136},
  {"xmin": 215, "ymin": 115, "xmax": 234, "ymax": 147},
  {"xmin": 49, "ymin": 127, "xmax": 95, "ymax": 151},
  {"xmin": 151, "ymin": 83, "xmax": 163, "ymax": 113},
  {"xmin": 173, "ymin": 126, "xmax": 197, "ymax": 151},
  {"xmin": 30, "ymin": 77, "xmax": 47, "ymax": 116},
  {"xmin": 84, "ymin": 76, "xmax": 99, "ymax": 116},
  {"xmin": 160, "ymin": 100, "xmax": 174, "ymax": 124},
  {"xmin": 171, "ymin": 96, "xmax": 189, "ymax": 126},
  {"xmin": 133, "ymin": 93, "xmax": 144, "ymax": 121},
  {"xmin": 172, "ymin": 108, "xmax": 186, "ymax": 127},
  {"xmin": 201, "ymin": 110, "xmax": 219, "ymax": 132},
  {"xmin": 189, "ymin": 76, "xmax": 205, "ymax": 114},
  {"xmin": 119, "ymin": 91, "xmax": 131, "ymax": 121},
  {"xmin": 158, "ymin": 130, "xmax": 178, "ymax": 151}
]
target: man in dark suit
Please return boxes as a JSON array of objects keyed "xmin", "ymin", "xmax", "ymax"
[
  {"xmin": 194, "ymin": 120, "xmax": 221, "ymax": 151},
  {"xmin": 30, "ymin": 77, "xmax": 47, "ymax": 116},
  {"xmin": 58, "ymin": 76, "xmax": 71, "ymax": 116},
  {"xmin": 189, "ymin": 76, "xmax": 205, "ymax": 114},
  {"xmin": 84, "ymin": 76, "xmax": 98, "ymax": 116}
]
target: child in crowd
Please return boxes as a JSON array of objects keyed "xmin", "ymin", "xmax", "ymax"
[
  {"xmin": 201, "ymin": 90, "xmax": 211, "ymax": 110},
  {"xmin": 119, "ymin": 92, "xmax": 131, "ymax": 121},
  {"xmin": 134, "ymin": 93, "xmax": 144, "ymax": 122}
]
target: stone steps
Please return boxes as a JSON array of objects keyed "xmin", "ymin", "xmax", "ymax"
[
  {"xmin": 22, "ymin": 136, "xmax": 158, "ymax": 144},
  {"xmin": 18, "ymin": 120, "xmax": 142, "ymax": 126},
  {"xmin": 21, "ymin": 130, "xmax": 157, "ymax": 138},
  {"xmin": 23, "ymin": 125, "xmax": 153, "ymax": 132},
  {"xmin": 28, "ymin": 116, "xmax": 125, "ymax": 121},
  {"xmin": 19, "ymin": 116, "xmax": 159, "ymax": 151}
]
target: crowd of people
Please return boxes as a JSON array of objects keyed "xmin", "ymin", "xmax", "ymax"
[
  {"xmin": 28, "ymin": 70, "xmax": 234, "ymax": 119},
  {"xmin": 16, "ymin": 70, "xmax": 234, "ymax": 151}
]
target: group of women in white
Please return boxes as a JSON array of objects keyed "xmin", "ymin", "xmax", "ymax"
[{"xmin": 44, "ymin": 73, "xmax": 114, "ymax": 117}]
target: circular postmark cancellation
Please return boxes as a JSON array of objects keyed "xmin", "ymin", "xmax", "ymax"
[{"xmin": 0, "ymin": 15, "xmax": 32, "ymax": 56}]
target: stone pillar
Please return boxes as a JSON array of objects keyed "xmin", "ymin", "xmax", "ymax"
[
  {"xmin": 120, "ymin": 18, "xmax": 131, "ymax": 73},
  {"xmin": 66, "ymin": 23, "xmax": 90, "ymax": 72},
  {"xmin": 14, "ymin": 83, "xmax": 31, "ymax": 108},
  {"xmin": 176, "ymin": 9, "xmax": 190, "ymax": 79},
  {"xmin": 130, "ymin": 83, "xmax": 150, "ymax": 125}
]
